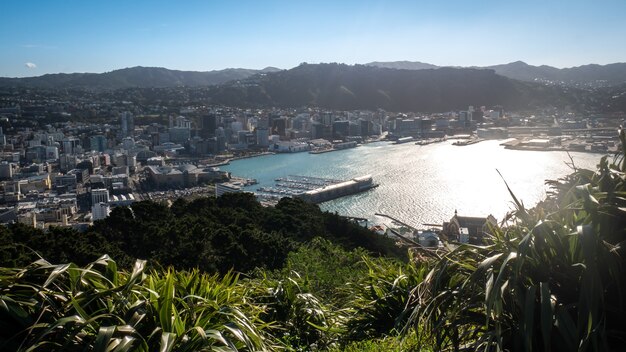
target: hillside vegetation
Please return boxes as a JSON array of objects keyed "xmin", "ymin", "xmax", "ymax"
[
  {"xmin": 206, "ymin": 63, "xmax": 584, "ymax": 111},
  {"xmin": 1, "ymin": 63, "xmax": 596, "ymax": 112},
  {"xmin": 367, "ymin": 60, "xmax": 626, "ymax": 87},
  {"xmin": 0, "ymin": 66, "xmax": 281, "ymax": 89},
  {"xmin": 1, "ymin": 195, "xmax": 404, "ymax": 273}
]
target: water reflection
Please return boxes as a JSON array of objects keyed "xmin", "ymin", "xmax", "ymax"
[{"xmin": 222, "ymin": 140, "xmax": 602, "ymax": 228}]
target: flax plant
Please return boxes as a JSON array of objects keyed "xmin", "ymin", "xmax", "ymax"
[
  {"xmin": 0, "ymin": 255, "xmax": 278, "ymax": 351},
  {"xmin": 407, "ymin": 129, "xmax": 626, "ymax": 351}
]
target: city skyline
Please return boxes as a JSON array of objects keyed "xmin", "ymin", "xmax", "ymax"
[{"xmin": 1, "ymin": 0, "xmax": 626, "ymax": 77}]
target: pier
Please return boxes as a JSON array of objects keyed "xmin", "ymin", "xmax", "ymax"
[{"xmin": 255, "ymin": 174, "xmax": 377, "ymax": 204}]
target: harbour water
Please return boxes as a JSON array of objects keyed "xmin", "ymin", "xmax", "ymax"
[{"xmin": 222, "ymin": 140, "xmax": 604, "ymax": 229}]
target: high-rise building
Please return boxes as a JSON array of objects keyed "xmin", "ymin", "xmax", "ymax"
[
  {"xmin": 169, "ymin": 127, "xmax": 191, "ymax": 143},
  {"xmin": 332, "ymin": 120, "xmax": 350, "ymax": 139},
  {"xmin": 59, "ymin": 154, "xmax": 77, "ymax": 172},
  {"xmin": 257, "ymin": 118, "xmax": 269, "ymax": 129},
  {"xmin": 321, "ymin": 112, "xmax": 334, "ymax": 126},
  {"xmin": 201, "ymin": 114, "xmax": 218, "ymax": 138},
  {"xmin": 0, "ymin": 162, "xmax": 14, "ymax": 180},
  {"xmin": 45, "ymin": 146, "xmax": 59, "ymax": 160},
  {"xmin": 90, "ymin": 135, "xmax": 108, "ymax": 152},
  {"xmin": 360, "ymin": 119, "xmax": 373, "ymax": 137},
  {"xmin": 311, "ymin": 122, "xmax": 332, "ymax": 140},
  {"xmin": 91, "ymin": 188, "xmax": 109, "ymax": 206},
  {"xmin": 122, "ymin": 137, "xmax": 135, "ymax": 150},
  {"xmin": 458, "ymin": 112, "xmax": 467, "ymax": 126},
  {"xmin": 472, "ymin": 110, "xmax": 484, "ymax": 122},
  {"xmin": 26, "ymin": 145, "xmax": 46, "ymax": 162},
  {"xmin": 492, "ymin": 105, "xmax": 505, "ymax": 119},
  {"xmin": 62, "ymin": 137, "xmax": 80, "ymax": 155},
  {"xmin": 255, "ymin": 127, "xmax": 269, "ymax": 147},
  {"xmin": 271, "ymin": 118, "xmax": 287, "ymax": 137},
  {"xmin": 231, "ymin": 121, "xmax": 243, "ymax": 132},
  {"xmin": 120, "ymin": 112, "xmax": 134, "ymax": 137},
  {"xmin": 176, "ymin": 116, "xmax": 191, "ymax": 129},
  {"xmin": 216, "ymin": 127, "xmax": 226, "ymax": 152}
]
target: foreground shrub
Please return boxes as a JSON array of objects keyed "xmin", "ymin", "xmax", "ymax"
[
  {"xmin": 0, "ymin": 255, "xmax": 278, "ymax": 351},
  {"xmin": 407, "ymin": 129, "xmax": 626, "ymax": 351}
]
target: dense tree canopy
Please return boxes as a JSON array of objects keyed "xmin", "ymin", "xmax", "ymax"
[{"xmin": 1, "ymin": 194, "xmax": 405, "ymax": 273}]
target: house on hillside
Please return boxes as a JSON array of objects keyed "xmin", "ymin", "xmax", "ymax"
[{"xmin": 442, "ymin": 210, "xmax": 497, "ymax": 244}]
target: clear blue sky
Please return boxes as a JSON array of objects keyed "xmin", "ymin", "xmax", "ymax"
[{"xmin": 1, "ymin": 0, "xmax": 625, "ymax": 77}]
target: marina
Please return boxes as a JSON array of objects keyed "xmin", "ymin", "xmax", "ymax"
[{"xmin": 254, "ymin": 174, "xmax": 377, "ymax": 204}]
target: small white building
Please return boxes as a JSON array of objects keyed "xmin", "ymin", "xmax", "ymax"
[
  {"xmin": 216, "ymin": 182, "xmax": 242, "ymax": 197},
  {"xmin": 91, "ymin": 202, "xmax": 111, "ymax": 221},
  {"xmin": 270, "ymin": 140, "xmax": 310, "ymax": 153}
]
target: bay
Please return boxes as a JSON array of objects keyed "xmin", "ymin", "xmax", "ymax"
[{"xmin": 221, "ymin": 140, "xmax": 603, "ymax": 228}]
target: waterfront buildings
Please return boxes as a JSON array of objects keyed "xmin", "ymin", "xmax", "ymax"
[
  {"xmin": 146, "ymin": 164, "xmax": 228, "ymax": 188},
  {"xmin": 215, "ymin": 182, "xmax": 243, "ymax": 197}
]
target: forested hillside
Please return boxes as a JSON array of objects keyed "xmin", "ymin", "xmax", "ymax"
[
  {"xmin": 1, "ymin": 195, "xmax": 405, "ymax": 273},
  {"xmin": 206, "ymin": 63, "xmax": 583, "ymax": 111}
]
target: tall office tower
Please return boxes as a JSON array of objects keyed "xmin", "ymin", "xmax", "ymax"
[
  {"xmin": 201, "ymin": 114, "xmax": 218, "ymax": 138},
  {"xmin": 90, "ymin": 135, "xmax": 108, "ymax": 152},
  {"xmin": 120, "ymin": 112, "xmax": 134, "ymax": 137}
]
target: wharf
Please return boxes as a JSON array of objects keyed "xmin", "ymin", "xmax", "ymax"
[
  {"xmin": 501, "ymin": 138, "xmax": 618, "ymax": 154},
  {"xmin": 310, "ymin": 142, "xmax": 359, "ymax": 154},
  {"xmin": 415, "ymin": 137, "xmax": 446, "ymax": 146},
  {"xmin": 275, "ymin": 175, "xmax": 343, "ymax": 186},
  {"xmin": 255, "ymin": 174, "xmax": 376, "ymax": 204},
  {"xmin": 204, "ymin": 161, "xmax": 230, "ymax": 167},
  {"xmin": 452, "ymin": 138, "xmax": 484, "ymax": 146},
  {"xmin": 309, "ymin": 148, "xmax": 335, "ymax": 154},
  {"xmin": 394, "ymin": 137, "xmax": 415, "ymax": 144}
]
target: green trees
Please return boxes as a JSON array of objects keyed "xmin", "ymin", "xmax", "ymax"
[{"xmin": 1, "ymin": 193, "xmax": 404, "ymax": 274}]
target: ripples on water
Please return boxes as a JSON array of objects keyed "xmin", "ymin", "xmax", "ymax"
[{"xmin": 222, "ymin": 140, "xmax": 602, "ymax": 228}]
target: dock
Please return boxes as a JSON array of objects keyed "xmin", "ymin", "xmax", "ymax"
[{"xmin": 255, "ymin": 174, "xmax": 377, "ymax": 204}]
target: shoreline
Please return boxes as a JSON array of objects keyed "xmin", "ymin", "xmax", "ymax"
[
  {"xmin": 229, "ymin": 151, "xmax": 275, "ymax": 161},
  {"xmin": 503, "ymin": 145, "xmax": 616, "ymax": 154},
  {"xmin": 452, "ymin": 138, "xmax": 484, "ymax": 146},
  {"xmin": 204, "ymin": 152, "xmax": 275, "ymax": 168},
  {"xmin": 309, "ymin": 145, "xmax": 360, "ymax": 154}
]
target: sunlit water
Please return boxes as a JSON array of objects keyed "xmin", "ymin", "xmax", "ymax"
[{"xmin": 222, "ymin": 140, "xmax": 603, "ymax": 228}]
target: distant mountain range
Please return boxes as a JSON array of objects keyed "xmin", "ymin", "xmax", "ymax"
[
  {"xmin": 365, "ymin": 61, "xmax": 439, "ymax": 71},
  {"xmin": 0, "ymin": 66, "xmax": 281, "ymax": 89},
  {"xmin": 202, "ymin": 63, "xmax": 585, "ymax": 111},
  {"xmin": 366, "ymin": 61, "xmax": 626, "ymax": 87},
  {"xmin": 3, "ymin": 61, "xmax": 626, "ymax": 91},
  {"xmin": 2, "ymin": 62, "xmax": 624, "ymax": 112}
]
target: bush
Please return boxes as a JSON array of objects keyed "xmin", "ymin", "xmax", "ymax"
[{"xmin": 407, "ymin": 129, "xmax": 626, "ymax": 351}]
